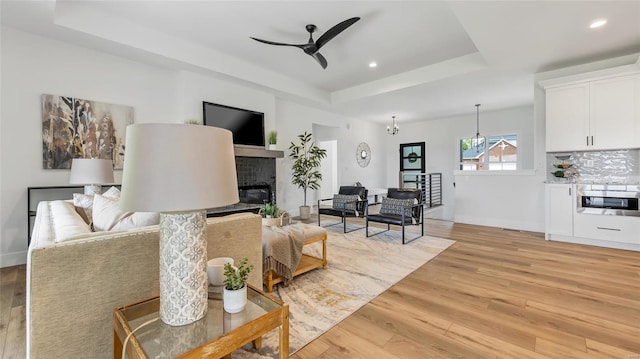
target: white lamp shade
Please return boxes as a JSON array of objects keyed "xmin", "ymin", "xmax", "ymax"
[
  {"xmin": 69, "ymin": 159, "xmax": 114, "ymax": 184},
  {"xmin": 120, "ymin": 124, "xmax": 239, "ymax": 212}
]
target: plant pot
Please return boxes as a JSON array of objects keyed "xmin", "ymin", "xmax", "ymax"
[
  {"xmin": 299, "ymin": 205, "xmax": 311, "ymax": 220},
  {"xmin": 223, "ymin": 286, "xmax": 247, "ymax": 313},
  {"xmin": 268, "ymin": 144, "xmax": 277, "ymax": 150}
]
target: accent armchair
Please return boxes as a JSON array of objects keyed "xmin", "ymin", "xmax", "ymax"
[
  {"xmin": 317, "ymin": 186, "xmax": 368, "ymax": 233},
  {"xmin": 366, "ymin": 188, "xmax": 424, "ymax": 244}
]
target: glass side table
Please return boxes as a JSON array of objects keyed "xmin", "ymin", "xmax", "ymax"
[{"xmin": 113, "ymin": 284, "xmax": 289, "ymax": 358}]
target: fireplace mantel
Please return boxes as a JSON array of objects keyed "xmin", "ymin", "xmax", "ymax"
[{"xmin": 234, "ymin": 146, "xmax": 284, "ymax": 158}]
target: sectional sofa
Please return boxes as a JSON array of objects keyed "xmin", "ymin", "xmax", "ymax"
[{"xmin": 26, "ymin": 199, "xmax": 262, "ymax": 358}]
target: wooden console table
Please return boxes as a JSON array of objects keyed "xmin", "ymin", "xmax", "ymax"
[{"xmin": 113, "ymin": 284, "xmax": 289, "ymax": 358}]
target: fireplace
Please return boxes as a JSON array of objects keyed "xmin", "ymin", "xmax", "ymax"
[
  {"xmin": 207, "ymin": 155, "xmax": 278, "ymax": 217},
  {"xmin": 235, "ymin": 156, "xmax": 277, "ymax": 202},
  {"xmin": 239, "ymin": 184, "xmax": 272, "ymax": 204}
]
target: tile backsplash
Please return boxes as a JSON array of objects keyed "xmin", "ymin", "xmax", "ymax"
[{"xmin": 547, "ymin": 149, "xmax": 640, "ymax": 184}]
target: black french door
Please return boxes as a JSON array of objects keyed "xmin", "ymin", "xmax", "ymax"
[{"xmin": 399, "ymin": 142, "xmax": 425, "ymax": 189}]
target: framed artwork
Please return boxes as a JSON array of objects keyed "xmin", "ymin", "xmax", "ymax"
[{"xmin": 41, "ymin": 94, "xmax": 133, "ymax": 169}]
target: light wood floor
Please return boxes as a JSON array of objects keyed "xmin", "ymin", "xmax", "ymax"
[
  {"xmin": 291, "ymin": 219, "xmax": 640, "ymax": 359},
  {"xmin": 2, "ymin": 219, "xmax": 639, "ymax": 358}
]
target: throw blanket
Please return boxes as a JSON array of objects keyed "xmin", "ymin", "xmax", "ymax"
[{"xmin": 262, "ymin": 224, "xmax": 305, "ymax": 285}]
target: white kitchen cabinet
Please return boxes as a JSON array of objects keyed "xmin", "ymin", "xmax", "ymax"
[
  {"xmin": 545, "ymin": 184, "xmax": 574, "ymax": 238},
  {"xmin": 590, "ymin": 74, "xmax": 640, "ymax": 150},
  {"xmin": 544, "ymin": 73, "xmax": 640, "ymax": 152},
  {"xmin": 573, "ymin": 213, "xmax": 640, "ymax": 245},
  {"xmin": 546, "ymin": 84, "xmax": 589, "ymax": 152}
]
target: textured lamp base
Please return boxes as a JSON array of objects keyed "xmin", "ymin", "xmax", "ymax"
[
  {"xmin": 159, "ymin": 210, "xmax": 208, "ymax": 326},
  {"xmin": 160, "ymin": 316, "xmax": 207, "ymax": 356},
  {"xmin": 84, "ymin": 184, "xmax": 102, "ymax": 195}
]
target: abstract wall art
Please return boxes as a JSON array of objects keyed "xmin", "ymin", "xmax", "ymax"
[{"xmin": 41, "ymin": 94, "xmax": 133, "ymax": 169}]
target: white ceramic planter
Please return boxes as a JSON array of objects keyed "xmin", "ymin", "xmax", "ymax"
[
  {"xmin": 268, "ymin": 144, "xmax": 277, "ymax": 150},
  {"xmin": 223, "ymin": 286, "xmax": 247, "ymax": 313},
  {"xmin": 299, "ymin": 205, "xmax": 311, "ymax": 220}
]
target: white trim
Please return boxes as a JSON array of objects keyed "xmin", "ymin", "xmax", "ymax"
[
  {"xmin": 539, "ymin": 59, "xmax": 640, "ymax": 89},
  {"xmin": 547, "ymin": 234, "xmax": 640, "ymax": 252},
  {"xmin": 453, "ymin": 215, "xmax": 543, "ymax": 233},
  {"xmin": 457, "ymin": 131, "xmax": 522, "ymax": 172},
  {"xmin": 454, "ymin": 169, "xmax": 536, "ymax": 176},
  {"xmin": 0, "ymin": 250, "xmax": 28, "ymax": 267}
]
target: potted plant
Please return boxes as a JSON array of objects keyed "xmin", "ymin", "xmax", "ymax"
[
  {"xmin": 223, "ymin": 257, "xmax": 254, "ymax": 313},
  {"xmin": 262, "ymin": 203, "xmax": 279, "ymax": 218},
  {"xmin": 289, "ymin": 131, "xmax": 327, "ymax": 219},
  {"xmin": 268, "ymin": 131, "xmax": 278, "ymax": 150}
]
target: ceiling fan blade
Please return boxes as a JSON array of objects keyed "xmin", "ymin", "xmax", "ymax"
[
  {"xmin": 250, "ymin": 37, "xmax": 305, "ymax": 49},
  {"xmin": 310, "ymin": 52, "xmax": 328, "ymax": 69},
  {"xmin": 315, "ymin": 17, "xmax": 360, "ymax": 50}
]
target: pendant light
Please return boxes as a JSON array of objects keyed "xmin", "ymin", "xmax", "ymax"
[
  {"xmin": 473, "ymin": 104, "xmax": 485, "ymax": 152},
  {"xmin": 387, "ymin": 116, "xmax": 399, "ymax": 135}
]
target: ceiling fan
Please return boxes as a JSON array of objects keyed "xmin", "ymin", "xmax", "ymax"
[{"xmin": 250, "ymin": 17, "xmax": 360, "ymax": 69}]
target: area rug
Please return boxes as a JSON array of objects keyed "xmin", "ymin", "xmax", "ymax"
[{"xmin": 234, "ymin": 222, "xmax": 455, "ymax": 358}]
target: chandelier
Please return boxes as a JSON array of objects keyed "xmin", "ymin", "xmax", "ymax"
[{"xmin": 387, "ymin": 116, "xmax": 399, "ymax": 135}]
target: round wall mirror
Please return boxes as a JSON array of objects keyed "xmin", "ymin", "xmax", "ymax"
[{"xmin": 356, "ymin": 142, "xmax": 371, "ymax": 167}]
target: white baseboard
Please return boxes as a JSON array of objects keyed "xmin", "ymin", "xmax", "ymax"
[
  {"xmin": 454, "ymin": 214, "xmax": 544, "ymax": 233},
  {"xmin": 0, "ymin": 250, "xmax": 27, "ymax": 268},
  {"xmin": 547, "ymin": 234, "xmax": 640, "ymax": 252}
]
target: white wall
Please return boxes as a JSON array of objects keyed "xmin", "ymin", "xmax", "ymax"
[
  {"xmin": 452, "ymin": 106, "xmax": 545, "ymax": 231},
  {"xmin": 175, "ymin": 71, "xmax": 276, "ymax": 132},
  {"xmin": 0, "ymin": 27, "xmax": 384, "ymax": 266},
  {"xmin": 1, "ymin": 28, "xmax": 181, "ymax": 266},
  {"xmin": 275, "ymin": 99, "xmax": 386, "ymax": 215},
  {"xmin": 382, "ymin": 105, "xmax": 542, "ymax": 229},
  {"xmin": 5, "ymin": 25, "xmax": 634, "ymax": 267}
]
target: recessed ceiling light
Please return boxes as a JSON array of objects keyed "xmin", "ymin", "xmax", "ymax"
[
  {"xmin": 369, "ymin": 62, "xmax": 377, "ymax": 68},
  {"xmin": 590, "ymin": 19, "xmax": 607, "ymax": 29}
]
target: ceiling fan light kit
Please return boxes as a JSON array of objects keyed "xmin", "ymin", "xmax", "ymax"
[{"xmin": 250, "ymin": 17, "xmax": 360, "ymax": 69}]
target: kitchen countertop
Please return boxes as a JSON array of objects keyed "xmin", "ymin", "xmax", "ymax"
[{"xmin": 545, "ymin": 179, "xmax": 640, "ymax": 185}]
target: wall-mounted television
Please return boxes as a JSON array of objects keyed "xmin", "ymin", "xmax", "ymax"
[{"xmin": 203, "ymin": 101, "xmax": 265, "ymax": 147}]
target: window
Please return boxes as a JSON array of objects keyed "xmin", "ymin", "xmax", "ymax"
[
  {"xmin": 400, "ymin": 142, "xmax": 425, "ymax": 189},
  {"xmin": 459, "ymin": 134, "xmax": 517, "ymax": 171}
]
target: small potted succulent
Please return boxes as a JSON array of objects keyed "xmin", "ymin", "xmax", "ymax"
[
  {"xmin": 262, "ymin": 203, "xmax": 279, "ymax": 218},
  {"xmin": 268, "ymin": 131, "xmax": 278, "ymax": 150},
  {"xmin": 223, "ymin": 257, "xmax": 254, "ymax": 313}
]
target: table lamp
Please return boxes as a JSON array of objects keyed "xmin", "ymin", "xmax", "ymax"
[
  {"xmin": 69, "ymin": 158, "xmax": 114, "ymax": 195},
  {"xmin": 119, "ymin": 123, "xmax": 239, "ymax": 326}
]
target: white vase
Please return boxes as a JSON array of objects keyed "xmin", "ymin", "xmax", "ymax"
[
  {"xmin": 268, "ymin": 144, "xmax": 277, "ymax": 150},
  {"xmin": 223, "ymin": 286, "xmax": 247, "ymax": 313}
]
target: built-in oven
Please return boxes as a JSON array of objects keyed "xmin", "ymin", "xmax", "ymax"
[{"xmin": 576, "ymin": 184, "xmax": 640, "ymax": 217}]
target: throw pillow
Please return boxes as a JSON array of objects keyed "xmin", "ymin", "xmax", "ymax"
[
  {"xmin": 332, "ymin": 194, "xmax": 359, "ymax": 211},
  {"xmin": 103, "ymin": 186, "xmax": 121, "ymax": 198},
  {"xmin": 92, "ymin": 194, "xmax": 159, "ymax": 231},
  {"xmin": 50, "ymin": 200, "xmax": 93, "ymax": 243},
  {"xmin": 72, "ymin": 187, "xmax": 120, "ymax": 224},
  {"xmin": 73, "ymin": 193, "xmax": 94, "ymax": 224},
  {"xmin": 379, "ymin": 197, "xmax": 414, "ymax": 217},
  {"xmin": 115, "ymin": 211, "xmax": 160, "ymax": 231}
]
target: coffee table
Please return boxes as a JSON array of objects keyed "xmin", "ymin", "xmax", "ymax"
[
  {"xmin": 263, "ymin": 223, "xmax": 328, "ymax": 292},
  {"xmin": 113, "ymin": 284, "xmax": 289, "ymax": 358}
]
